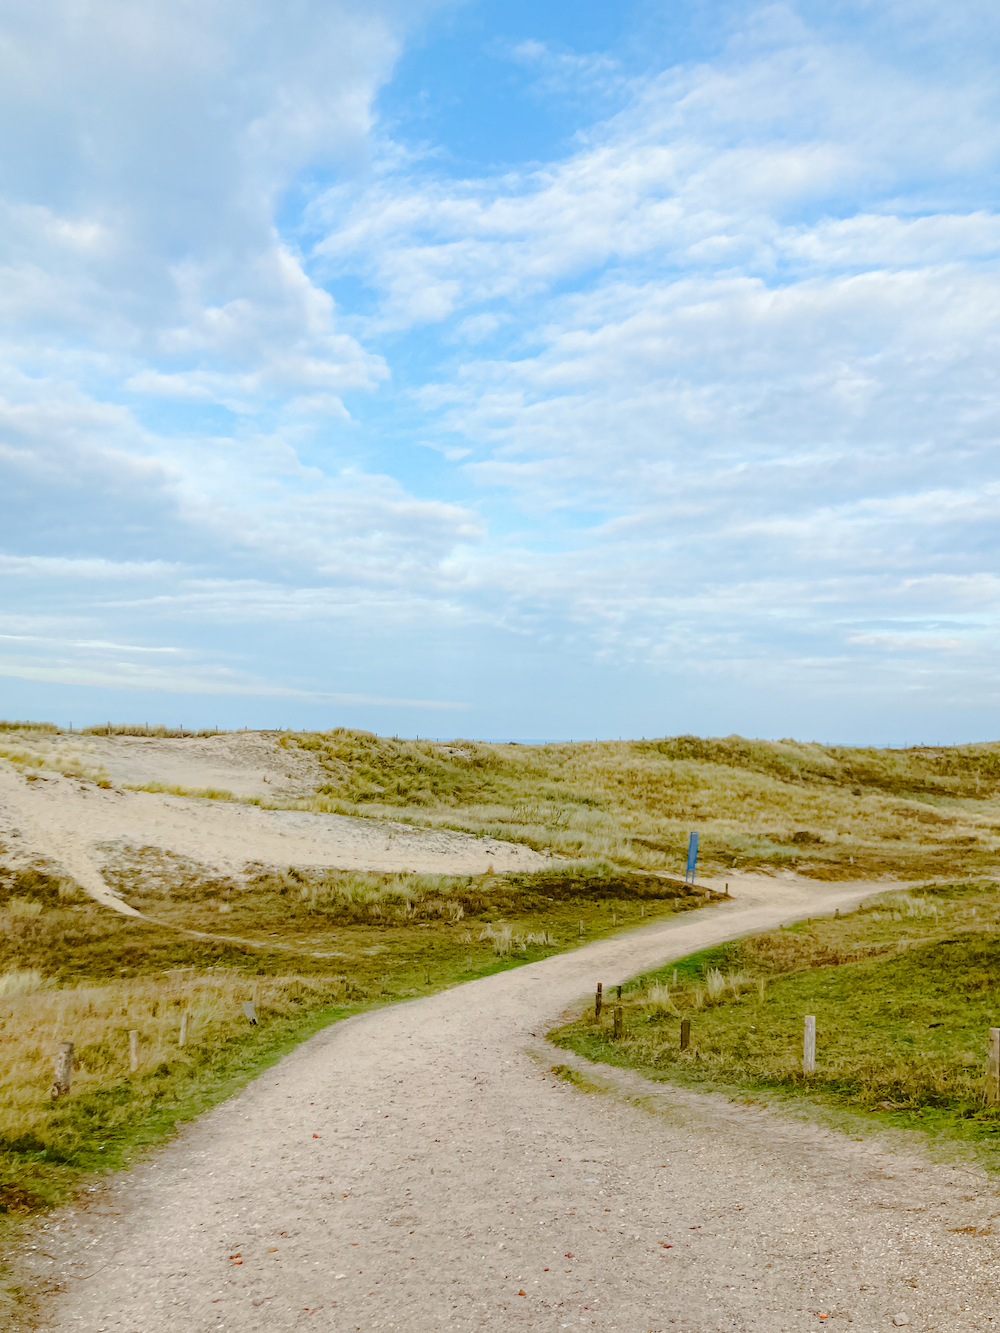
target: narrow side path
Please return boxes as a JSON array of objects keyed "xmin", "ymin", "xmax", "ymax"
[{"xmin": 19, "ymin": 880, "xmax": 999, "ymax": 1333}]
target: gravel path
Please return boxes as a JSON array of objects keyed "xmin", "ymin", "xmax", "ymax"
[{"xmin": 20, "ymin": 878, "xmax": 1000, "ymax": 1333}]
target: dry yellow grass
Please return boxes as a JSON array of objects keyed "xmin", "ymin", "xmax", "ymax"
[
  {"xmin": 0, "ymin": 738, "xmax": 109, "ymax": 786},
  {"xmin": 0, "ymin": 969, "xmax": 345, "ymax": 1159},
  {"xmin": 276, "ymin": 732, "xmax": 1000, "ymax": 879}
]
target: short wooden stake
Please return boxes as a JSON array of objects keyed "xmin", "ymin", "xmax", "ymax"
[
  {"xmin": 50, "ymin": 1041, "xmax": 73, "ymax": 1098},
  {"xmin": 595, "ymin": 983, "xmax": 602, "ymax": 1018},
  {"xmin": 803, "ymin": 1015, "xmax": 816, "ymax": 1073},
  {"xmin": 129, "ymin": 1030, "xmax": 139, "ymax": 1072},
  {"xmin": 613, "ymin": 1007, "xmax": 623, "ymax": 1039},
  {"xmin": 579, "ymin": 920, "xmax": 584, "ymax": 936},
  {"xmin": 179, "ymin": 1012, "xmax": 189, "ymax": 1048},
  {"xmin": 242, "ymin": 1001, "xmax": 258, "ymax": 1025},
  {"xmin": 617, "ymin": 985, "xmax": 622, "ymax": 1000},
  {"xmin": 987, "ymin": 1028, "xmax": 1000, "ymax": 1106},
  {"xmin": 680, "ymin": 1018, "xmax": 690, "ymax": 1050}
]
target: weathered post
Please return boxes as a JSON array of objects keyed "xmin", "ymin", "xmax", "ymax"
[
  {"xmin": 803, "ymin": 1015, "xmax": 816, "ymax": 1074},
  {"xmin": 595, "ymin": 983, "xmax": 602, "ymax": 1018},
  {"xmin": 680, "ymin": 1018, "xmax": 690, "ymax": 1050},
  {"xmin": 987, "ymin": 1028, "xmax": 1000, "ymax": 1106},
  {"xmin": 179, "ymin": 1012, "xmax": 189, "ymax": 1048},
  {"xmin": 50, "ymin": 1042, "xmax": 73, "ymax": 1098},
  {"xmin": 129, "ymin": 1030, "xmax": 139, "ymax": 1072},
  {"xmin": 613, "ymin": 1007, "xmax": 623, "ymax": 1039}
]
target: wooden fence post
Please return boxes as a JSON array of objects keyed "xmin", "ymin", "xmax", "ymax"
[
  {"xmin": 803, "ymin": 1015, "xmax": 816, "ymax": 1074},
  {"xmin": 680, "ymin": 1018, "xmax": 690, "ymax": 1050},
  {"xmin": 50, "ymin": 1041, "xmax": 73, "ymax": 1098},
  {"xmin": 129, "ymin": 1030, "xmax": 139, "ymax": 1072},
  {"xmin": 613, "ymin": 1007, "xmax": 623, "ymax": 1039},
  {"xmin": 595, "ymin": 983, "xmax": 602, "ymax": 1018},
  {"xmin": 179, "ymin": 1012, "xmax": 189, "ymax": 1048},
  {"xmin": 987, "ymin": 1028, "xmax": 1000, "ymax": 1106}
]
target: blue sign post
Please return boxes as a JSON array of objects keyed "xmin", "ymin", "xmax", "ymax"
[{"xmin": 685, "ymin": 832, "xmax": 699, "ymax": 884}]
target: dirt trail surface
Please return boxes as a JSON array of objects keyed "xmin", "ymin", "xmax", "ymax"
[
  {"xmin": 0, "ymin": 761, "xmax": 548, "ymax": 917},
  {"xmin": 20, "ymin": 875, "xmax": 1000, "ymax": 1333}
]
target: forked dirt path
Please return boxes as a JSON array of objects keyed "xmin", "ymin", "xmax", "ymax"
[{"xmin": 21, "ymin": 876, "xmax": 1000, "ymax": 1333}]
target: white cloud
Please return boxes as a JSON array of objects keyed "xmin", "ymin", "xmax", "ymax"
[{"xmin": 5, "ymin": 0, "xmax": 1000, "ymax": 734}]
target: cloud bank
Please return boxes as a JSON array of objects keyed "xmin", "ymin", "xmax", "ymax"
[{"xmin": 2, "ymin": 0, "xmax": 999, "ymax": 739}]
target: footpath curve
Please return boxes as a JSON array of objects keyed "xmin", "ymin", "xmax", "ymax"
[{"xmin": 20, "ymin": 876, "xmax": 1000, "ymax": 1333}]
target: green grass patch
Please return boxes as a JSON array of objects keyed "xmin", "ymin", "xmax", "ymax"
[{"xmin": 550, "ymin": 880, "xmax": 1000, "ymax": 1156}]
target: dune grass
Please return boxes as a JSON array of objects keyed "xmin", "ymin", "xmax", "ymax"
[
  {"xmin": 5, "ymin": 721, "xmax": 1000, "ymax": 879},
  {"xmin": 550, "ymin": 879, "xmax": 1000, "ymax": 1156},
  {"xmin": 270, "ymin": 730, "xmax": 1000, "ymax": 880}
]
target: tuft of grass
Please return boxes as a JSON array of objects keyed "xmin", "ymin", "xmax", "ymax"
[
  {"xmin": 0, "ymin": 739, "xmax": 109, "ymax": 786},
  {"xmin": 551, "ymin": 879, "xmax": 1000, "ymax": 1154},
  {"xmin": 0, "ymin": 970, "xmax": 53, "ymax": 999},
  {"xmin": 123, "ymin": 782, "xmax": 245, "ymax": 802}
]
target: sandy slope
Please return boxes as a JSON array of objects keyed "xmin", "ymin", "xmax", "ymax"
[
  {"xmin": 20, "ymin": 876, "xmax": 1000, "ymax": 1333},
  {"xmin": 0, "ymin": 758, "xmax": 550, "ymax": 916}
]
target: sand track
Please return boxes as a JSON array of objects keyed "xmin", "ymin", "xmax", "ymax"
[{"xmin": 20, "ymin": 876, "xmax": 1000, "ymax": 1332}]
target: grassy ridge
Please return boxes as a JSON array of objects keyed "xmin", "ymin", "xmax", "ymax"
[
  {"xmin": 276, "ymin": 730, "xmax": 1000, "ymax": 879},
  {"xmin": 550, "ymin": 880, "xmax": 1000, "ymax": 1152}
]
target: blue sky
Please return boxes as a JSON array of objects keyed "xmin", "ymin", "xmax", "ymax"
[{"xmin": 2, "ymin": 0, "xmax": 1000, "ymax": 742}]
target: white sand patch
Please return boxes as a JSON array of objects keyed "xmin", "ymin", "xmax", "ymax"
[{"xmin": 0, "ymin": 756, "xmax": 550, "ymax": 916}]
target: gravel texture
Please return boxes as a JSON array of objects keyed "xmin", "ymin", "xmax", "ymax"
[{"xmin": 17, "ymin": 878, "xmax": 1000, "ymax": 1333}]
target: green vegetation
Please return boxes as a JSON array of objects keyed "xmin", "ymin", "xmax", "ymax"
[
  {"xmin": 275, "ymin": 730, "xmax": 1000, "ymax": 880},
  {"xmin": 0, "ymin": 857, "xmax": 702, "ymax": 1229},
  {"xmin": 551, "ymin": 880, "xmax": 1000, "ymax": 1153}
]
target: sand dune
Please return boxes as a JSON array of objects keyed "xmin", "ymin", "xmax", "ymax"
[{"xmin": 0, "ymin": 736, "xmax": 550, "ymax": 914}]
